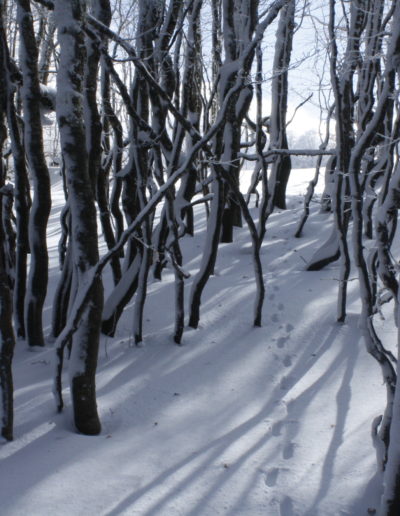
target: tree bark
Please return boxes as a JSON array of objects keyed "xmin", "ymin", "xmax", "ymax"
[
  {"xmin": 269, "ymin": 0, "xmax": 295, "ymax": 210},
  {"xmin": 0, "ymin": 5, "xmax": 15, "ymax": 439},
  {"xmin": 17, "ymin": 0, "xmax": 51, "ymax": 347},
  {"xmin": 54, "ymin": 0, "xmax": 103, "ymax": 435}
]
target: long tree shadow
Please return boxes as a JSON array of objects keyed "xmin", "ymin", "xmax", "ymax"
[
  {"xmin": 303, "ymin": 334, "xmax": 360, "ymax": 515},
  {"xmin": 1, "ymin": 182, "xmax": 377, "ymax": 515},
  {"xmin": 103, "ymin": 319, "xmax": 354, "ymax": 515}
]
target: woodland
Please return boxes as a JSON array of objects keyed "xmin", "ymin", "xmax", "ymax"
[{"xmin": 1, "ymin": 0, "xmax": 400, "ymax": 514}]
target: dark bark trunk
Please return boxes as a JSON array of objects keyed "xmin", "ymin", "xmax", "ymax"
[
  {"xmin": 86, "ymin": 0, "xmax": 121, "ymax": 286},
  {"xmin": 269, "ymin": 0, "xmax": 295, "ymax": 210},
  {"xmin": 54, "ymin": 0, "xmax": 103, "ymax": 435},
  {"xmin": 0, "ymin": 222, "xmax": 15, "ymax": 441},
  {"xmin": 38, "ymin": 11, "xmax": 55, "ymax": 85},
  {"xmin": 188, "ymin": 173, "xmax": 225, "ymax": 328},
  {"xmin": 101, "ymin": 254, "xmax": 140, "ymax": 337},
  {"xmin": 2, "ymin": 38, "xmax": 30, "ymax": 338},
  {"xmin": 0, "ymin": 17, "xmax": 15, "ymax": 439},
  {"xmin": 295, "ymin": 107, "xmax": 334, "ymax": 238},
  {"xmin": 17, "ymin": 0, "xmax": 51, "ymax": 347},
  {"xmin": 51, "ymin": 246, "xmax": 73, "ymax": 339}
]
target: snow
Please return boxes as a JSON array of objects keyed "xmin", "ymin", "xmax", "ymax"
[{"xmin": 0, "ymin": 168, "xmax": 389, "ymax": 515}]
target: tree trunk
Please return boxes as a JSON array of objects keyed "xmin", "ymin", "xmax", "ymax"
[
  {"xmin": 54, "ymin": 0, "xmax": 103, "ymax": 435},
  {"xmin": 0, "ymin": 10, "xmax": 15, "ymax": 439},
  {"xmin": 0, "ymin": 10, "xmax": 29, "ymax": 340},
  {"xmin": 269, "ymin": 0, "xmax": 295, "ymax": 210},
  {"xmin": 17, "ymin": 0, "xmax": 51, "ymax": 347}
]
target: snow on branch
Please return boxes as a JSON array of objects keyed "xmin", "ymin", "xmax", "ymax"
[{"xmin": 238, "ymin": 148, "xmax": 336, "ymax": 161}]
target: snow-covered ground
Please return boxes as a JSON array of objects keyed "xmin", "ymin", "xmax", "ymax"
[{"xmin": 0, "ymin": 168, "xmax": 388, "ymax": 515}]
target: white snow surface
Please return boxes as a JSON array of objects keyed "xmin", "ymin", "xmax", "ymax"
[{"xmin": 0, "ymin": 168, "xmax": 388, "ymax": 515}]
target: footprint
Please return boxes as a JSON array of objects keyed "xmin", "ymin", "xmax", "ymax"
[
  {"xmin": 273, "ymin": 285, "xmax": 280, "ymax": 292},
  {"xmin": 280, "ymin": 376, "xmax": 296, "ymax": 391},
  {"xmin": 265, "ymin": 467, "xmax": 279, "ymax": 487},
  {"xmin": 277, "ymin": 336, "xmax": 288, "ymax": 348},
  {"xmin": 278, "ymin": 303, "xmax": 285, "ymax": 311},
  {"xmin": 271, "ymin": 421, "xmax": 283, "ymax": 436},
  {"xmin": 271, "ymin": 313, "xmax": 279, "ymax": 323},
  {"xmin": 283, "ymin": 442, "xmax": 295, "ymax": 460},
  {"xmin": 268, "ymin": 293, "xmax": 275, "ymax": 301},
  {"xmin": 280, "ymin": 496, "xmax": 294, "ymax": 516},
  {"xmin": 283, "ymin": 355, "xmax": 292, "ymax": 367},
  {"xmin": 286, "ymin": 400, "xmax": 297, "ymax": 417},
  {"xmin": 286, "ymin": 323, "xmax": 294, "ymax": 332}
]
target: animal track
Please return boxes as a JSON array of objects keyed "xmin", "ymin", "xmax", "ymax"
[
  {"xmin": 280, "ymin": 375, "xmax": 296, "ymax": 391},
  {"xmin": 283, "ymin": 442, "xmax": 295, "ymax": 460},
  {"xmin": 265, "ymin": 467, "xmax": 279, "ymax": 487},
  {"xmin": 271, "ymin": 421, "xmax": 283, "ymax": 436},
  {"xmin": 277, "ymin": 336, "xmax": 288, "ymax": 348},
  {"xmin": 280, "ymin": 496, "xmax": 294, "ymax": 516},
  {"xmin": 283, "ymin": 355, "xmax": 292, "ymax": 367},
  {"xmin": 286, "ymin": 323, "xmax": 294, "ymax": 332}
]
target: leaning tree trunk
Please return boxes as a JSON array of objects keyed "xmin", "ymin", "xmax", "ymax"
[
  {"xmin": 17, "ymin": 0, "xmax": 51, "ymax": 347},
  {"xmin": 54, "ymin": 0, "xmax": 103, "ymax": 436}
]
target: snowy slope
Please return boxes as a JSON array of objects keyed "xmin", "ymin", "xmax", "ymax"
[{"xmin": 0, "ymin": 168, "xmax": 387, "ymax": 515}]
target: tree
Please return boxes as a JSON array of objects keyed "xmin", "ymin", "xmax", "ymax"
[
  {"xmin": 17, "ymin": 0, "xmax": 51, "ymax": 348},
  {"xmin": 268, "ymin": 0, "xmax": 295, "ymax": 210},
  {"xmin": 53, "ymin": 0, "xmax": 103, "ymax": 435},
  {"xmin": 0, "ymin": 0, "xmax": 15, "ymax": 440}
]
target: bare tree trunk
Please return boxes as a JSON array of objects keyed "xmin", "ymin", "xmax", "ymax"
[
  {"xmin": 188, "ymin": 172, "xmax": 225, "ymax": 328},
  {"xmin": 377, "ymin": 3, "xmax": 400, "ymax": 502},
  {"xmin": 85, "ymin": 0, "xmax": 121, "ymax": 286},
  {"xmin": 17, "ymin": 0, "xmax": 51, "ymax": 347},
  {"xmin": 0, "ymin": 4, "xmax": 15, "ymax": 439},
  {"xmin": 175, "ymin": 0, "xmax": 203, "ymax": 239},
  {"xmin": 37, "ymin": 10, "xmax": 55, "ymax": 85},
  {"xmin": 269, "ymin": 0, "xmax": 295, "ymax": 210},
  {"xmin": 0, "ymin": 8, "xmax": 30, "ymax": 339},
  {"xmin": 54, "ymin": 0, "xmax": 103, "ymax": 435},
  {"xmin": 295, "ymin": 107, "xmax": 334, "ymax": 238},
  {"xmin": 0, "ymin": 193, "xmax": 15, "ymax": 441},
  {"xmin": 327, "ymin": 0, "xmax": 366, "ymax": 322}
]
